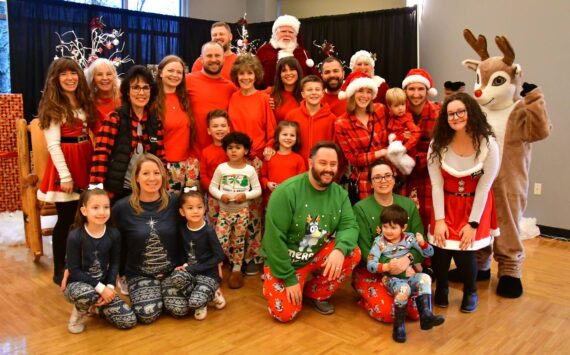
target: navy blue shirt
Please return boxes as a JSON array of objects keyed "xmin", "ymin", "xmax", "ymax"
[{"xmin": 180, "ymin": 223, "xmax": 225, "ymax": 281}]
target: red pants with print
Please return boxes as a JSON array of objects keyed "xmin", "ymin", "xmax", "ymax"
[
  {"xmin": 263, "ymin": 242, "xmax": 361, "ymax": 323},
  {"xmin": 351, "ymin": 267, "xmax": 420, "ymax": 323}
]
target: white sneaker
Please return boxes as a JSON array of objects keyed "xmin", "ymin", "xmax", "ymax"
[
  {"xmin": 118, "ymin": 276, "xmax": 129, "ymax": 295},
  {"xmin": 68, "ymin": 306, "xmax": 87, "ymax": 334},
  {"xmin": 194, "ymin": 305, "xmax": 207, "ymax": 320},
  {"xmin": 209, "ymin": 289, "xmax": 226, "ymax": 310}
]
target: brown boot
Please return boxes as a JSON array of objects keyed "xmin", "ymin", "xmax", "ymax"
[{"xmin": 228, "ymin": 271, "xmax": 244, "ymax": 289}]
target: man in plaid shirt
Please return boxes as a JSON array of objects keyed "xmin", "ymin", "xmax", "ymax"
[{"xmin": 402, "ymin": 69, "xmax": 441, "ymax": 231}]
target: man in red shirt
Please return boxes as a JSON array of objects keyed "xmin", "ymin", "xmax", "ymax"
[
  {"xmin": 401, "ymin": 68, "xmax": 441, "ymax": 231},
  {"xmin": 191, "ymin": 22, "xmax": 238, "ymax": 81},
  {"xmin": 320, "ymin": 56, "xmax": 346, "ymax": 117},
  {"xmin": 186, "ymin": 41, "xmax": 237, "ymax": 159}
]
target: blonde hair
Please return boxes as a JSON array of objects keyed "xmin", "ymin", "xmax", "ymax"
[
  {"xmin": 346, "ymin": 92, "xmax": 375, "ymax": 115},
  {"xmin": 129, "ymin": 153, "xmax": 169, "ymax": 214},
  {"xmin": 385, "ymin": 87, "xmax": 407, "ymax": 107},
  {"xmin": 84, "ymin": 58, "xmax": 121, "ymax": 103}
]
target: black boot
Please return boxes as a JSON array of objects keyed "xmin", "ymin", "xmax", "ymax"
[
  {"xmin": 416, "ymin": 294, "xmax": 445, "ymax": 330},
  {"xmin": 392, "ymin": 305, "xmax": 407, "ymax": 343},
  {"xmin": 434, "ymin": 288, "xmax": 449, "ymax": 308}
]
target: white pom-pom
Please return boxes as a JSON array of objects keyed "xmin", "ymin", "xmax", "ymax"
[
  {"xmin": 338, "ymin": 91, "xmax": 347, "ymax": 100},
  {"xmin": 306, "ymin": 58, "xmax": 314, "ymax": 68},
  {"xmin": 112, "ymin": 39, "xmax": 119, "ymax": 46},
  {"xmin": 237, "ymin": 39, "xmax": 243, "ymax": 47},
  {"xmin": 428, "ymin": 87, "xmax": 438, "ymax": 97}
]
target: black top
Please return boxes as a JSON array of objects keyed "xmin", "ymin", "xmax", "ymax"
[
  {"xmin": 180, "ymin": 223, "xmax": 225, "ymax": 281},
  {"xmin": 112, "ymin": 193, "xmax": 183, "ymax": 278},
  {"xmin": 66, "ymin": 226, "xmax": 121, "ymax": 287}
]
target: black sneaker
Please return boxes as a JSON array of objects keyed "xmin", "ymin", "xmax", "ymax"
[
  {"xmin": 312, "ymin": 299, "xmax": 335, "ymax": 315},
  {"xmin": 244, "ymin": 261, "xmax": 259, "ymax": 276}
]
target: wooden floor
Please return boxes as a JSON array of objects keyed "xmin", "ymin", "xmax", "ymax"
[{"xmin": 1, "ymin": 237, "xmax": 569, "ymax": 355}]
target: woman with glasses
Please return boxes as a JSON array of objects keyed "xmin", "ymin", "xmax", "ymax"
[
  {"xmin": 352, "ymin": 160, "xmax": 425, "ymax": 323},
  {"xmin": 90, "ymin": 65, "xmax": 165, "ymax": 202},
  {"xmin": 428, "ymin": 92, "xmax": 499, "ymax": 313}
]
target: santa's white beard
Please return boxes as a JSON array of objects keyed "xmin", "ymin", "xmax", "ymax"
[{"xmin": 270, "ymin": 36, "xmax": 298, "ymax": 53}]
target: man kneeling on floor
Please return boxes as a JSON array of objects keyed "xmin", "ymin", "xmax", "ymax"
[{"xmin": 261, "ymin": 141, "xmax": 361, "ymax": 322}]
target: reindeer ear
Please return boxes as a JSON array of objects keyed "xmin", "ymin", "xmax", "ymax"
[
  {"xmin": 513, "ymin": 64, "xmax": 522, "ymax": 78},
  {"xmin": 462, "ymin": 59, "xmax": 479, "ymax": 71}
]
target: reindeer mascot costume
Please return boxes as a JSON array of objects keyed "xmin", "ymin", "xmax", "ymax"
[{"xmin": 461, "ymin": 29, "xmax": 551, "ymax": 298}]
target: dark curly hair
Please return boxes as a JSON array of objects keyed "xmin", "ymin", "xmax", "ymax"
[
  {"xmin": 429, "ymin": 92, "xmax": 494, "ymax": 164},
  {"xmin": 119, "ymin": 65, "xmax": 158, "ymax": 109}
]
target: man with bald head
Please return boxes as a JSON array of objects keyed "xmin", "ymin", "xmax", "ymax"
[
  {"xmin": 191, "ymin": 22, "xmax": 238, "ymax": 81},
  {"xmin": 186, "ymin": 41, "xmax": 237, "ymax": 159}
]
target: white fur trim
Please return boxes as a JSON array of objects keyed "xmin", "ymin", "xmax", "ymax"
[
  {"xmin": 37, "ymin": 190, "xmax": 80, "ymax": 203},
  {"xmin": 519, "ymin": 217, "xmax": 540, "ymax": 240},
  {"xmin": 350, "ymin": 50, "xmax": 375, "ymax": 70},
  {"xmin": 372, "ymin": 75, "xmax": 385, "ymax": 87},
  {"xmin": 272, "ymin": 15, "xmax": 300, "ymax": 35},
  {"xmin": 344, "ymin": 77, "xmax": 378, "ymax": 98},
  {"xmin": 387, "ymin": 140, "xmax": 415, "ymax": 175},
  {"xmin": 277, "ymin": 49, "xmax": 294, "ymax": 60},
  {"xmin": 388, "ymin": 133, "xmax": 396, "ymax": 143},
  {"xmin": 427, "ymin": 233, "xmax": 493, "ymax": 251},
  {"xmin": 402, "ymin": 74, "xmax": 431, "ymax": 91},
  {"xmin": 440, "ymin": 138, "xmax": 490, "ymax": 178}
]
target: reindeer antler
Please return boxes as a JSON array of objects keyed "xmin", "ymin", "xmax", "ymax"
[
  {"xmin": 463, "ymin": 29, "xmax": 489, "ymax": 60},
  {"xmin": 495, "ymin": 35, "xmax": 515, "ymax": 66}
]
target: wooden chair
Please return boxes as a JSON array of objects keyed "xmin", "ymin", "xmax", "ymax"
[{"xmin": 16, "ymin": 118, "xmax": 57, "ymax": 262}]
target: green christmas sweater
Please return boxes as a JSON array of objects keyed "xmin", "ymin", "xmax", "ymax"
[{"xmin": 262, "ymin": 173, "xmax": 359, "ymax": 286}]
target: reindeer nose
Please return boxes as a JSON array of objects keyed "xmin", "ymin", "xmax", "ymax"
[{"xmin": 474, "ymin": 89, "xmax": 482, "ymax": 98}]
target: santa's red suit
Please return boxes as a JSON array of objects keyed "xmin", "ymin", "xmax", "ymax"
[{"xmin": 256, "ymin": 44, "xmax": 318, "ymax": 89}]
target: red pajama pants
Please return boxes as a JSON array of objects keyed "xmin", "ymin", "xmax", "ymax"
[
  {"xmin": 352, "ymin": 267, "xmax": 420, "ymax": 323},
  {"xmin": 263, "ymin": 241, "xmax": 361, "ymax": 322}
]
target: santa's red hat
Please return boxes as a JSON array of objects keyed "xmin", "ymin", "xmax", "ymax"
[
  {"xmin": 402, "ymin": 68, "xmax": 438, "ymax": 97},
  {"xmin": 338, "ymin": 71, "xmax": 380, "ymax": 100},
  {"xmin": 272, "ymin": 15, "xmax": 300, "ymax": 35}
]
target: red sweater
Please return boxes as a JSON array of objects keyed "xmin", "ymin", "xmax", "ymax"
[
  {"xmin": 191, "ymin": 53, "xmax": 238, "ymax": 82},
  {"xmin": 228, "ymin": 90, "xmax": 276, "ymax": 159},
  {"xmin": 322, "ymin": 91, "xmax": 347, "ymax": 118},
  {"xmin": 93, "ymin": 96, "xmax": 121, "ymax": 135},
  {"xmin": 273, "ymin": 90, "xmax": 300, "ymax": 124},
  {"xmin": 260, "ymin": 151, "xmax": 306, "ymax": 204},
  {"xmin": 163, "ymin": 93, "xmax": 192, "ymax": 162},
  {"xmin": 186, "ymin": 72, "xmax": 237, "ymax": 159},
  {"xmin": 285, "ymin": 102, "xmax": 337, "ymax": 162},
  {"xmin": 387, "ymin": 111, "xmax": 421, "ymax": 153},
  {"xmin": 200, "ymin": 143, "xmax": 228, "ymax": 192}
]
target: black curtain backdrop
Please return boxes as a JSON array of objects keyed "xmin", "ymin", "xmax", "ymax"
[{"xmin": 8, "ymin": 0, "xmax": 416, "ymax": 121}]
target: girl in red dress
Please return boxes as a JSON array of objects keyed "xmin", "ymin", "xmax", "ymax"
[
  {"xmin": 37, "ymin": 57, "xmax": 95, "ymax": 285},
  {"xmin": 269, "ymin": 57, "xmax": 303, "ymax": 123},
  {"xmin": 428, "ymin": 93, "xmax": 499, "ymax": 313},
  {"xmin": 84, "ymin": 58, "xmax": 121, "ymax": 135}
]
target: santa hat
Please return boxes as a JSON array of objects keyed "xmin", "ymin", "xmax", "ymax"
[
  {"xmin": 349, "ymin": 50, "xmax": 375, "ymax": 70},
  {"xmin": 338, "ymin": 71, "xmax": 383, "ymax": 100},
  {"xmin": 402, "ymin": 68, "xmax": 438, "ymax": 97},
  {"xmin": 272, "ymin": 15, "xmax": 300, "ymax": 35}
]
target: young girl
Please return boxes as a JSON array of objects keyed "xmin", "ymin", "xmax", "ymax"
[
  {"xmin": 228, "ymin": 54, "xmax": 276, "ymax": 276},
  {"xmin": 209, "ymin": 132, "xmax": 262, "ymax": 288},
  {"xmin": 64, "ymin": 188, "xmax": 136, "ymax": 333},
  {"xmin": 260, "ymin": 121, "xmax": 306, "ymax": 206},
  {"xmin": 37, "ymin": 57, "xmax": 95, "ymax": 285},
  {"xmin": 174, "ymin": 187, "xmax": 226, "ymax": 320}
]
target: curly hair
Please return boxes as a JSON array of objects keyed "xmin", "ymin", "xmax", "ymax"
[
  {"xmin": 429, "ymin": 92, "xmax": 495, "ymax": 164},
  {"xmin": 119, "ymin": 65, "xmax": 158, "ymax": 109},
  {"xmin": 153, "ymin": 55, "xmax": 194, "ymax": 142},
  {"xmin": 270, "ymin": 57, "xmax": 303, "ymax": 107},
  {"xmin": 38, "ymin": 58, "xmax": 94, "ymax": 129},
  {"xmin": 230, "ymin": 53, "xmax": 264, "ymax": 88}
]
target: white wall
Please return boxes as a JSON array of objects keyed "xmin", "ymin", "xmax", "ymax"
[
  {"xmin": 420, "ymin": 0, "xmax": 570, "ymax": 229},
  {"xmin": 187, "ymin": 0, "xmax": 247, "ymax": 22},
  {"xmin": 280, "ymin": 0, "xmax": 405, "ymax": 18}
]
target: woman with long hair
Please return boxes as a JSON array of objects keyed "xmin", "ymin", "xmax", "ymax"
[
  {"xmin": 153, "ymin": 55, "xmax": 198, "ymax": 191},
  {"xmin": 84, "ymin": 58, "xmax": 122, "ymax": 134},
  {"xmin": 269, "ymin": 56, "xmax": 303, "ymax": 123},
  {"xmin": 37, "ymin": 57, "xmax": 95, "ymax": 285},
  {"xmin": 428, "ymin": 92, "xmax": 499, "ymax": 313}
]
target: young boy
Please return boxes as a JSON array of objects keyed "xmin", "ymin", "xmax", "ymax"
[
  {"xmin": 201, "ymin": 109, "xmax": 231, "ymax": 226},
  {"xmin": 209, "ymin": 132, "xmax": 262, "ymax": 289},
  {"xmin": 385, "ymin": 88, "xmax": 421, "ymax": 176},
  {"xmin": 285, "ymin": 75, "xmax": 337, "ymax": 161},
  {"xmin": 367, "ymin": 205, "xmax": 444, "ymax": 343}
]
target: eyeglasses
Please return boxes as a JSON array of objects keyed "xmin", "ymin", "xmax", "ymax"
[
  {"xmin": 130, "ymin": 85, "xmax": 151, "ymax": 93},
  {"xmin": 447, "ymin": 109, "xmax": 467, "ymax": 120},
  {"xmin": 371, "ymin": 174, "xmax": 394, "ymax": 183}
]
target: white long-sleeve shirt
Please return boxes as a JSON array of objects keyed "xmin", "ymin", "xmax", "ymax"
[{"xmin": 209, "ymin": 162, "xmax": 262, "ymax": 213}]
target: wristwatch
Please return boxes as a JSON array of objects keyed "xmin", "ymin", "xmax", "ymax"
[
  {"xmin": 407, "ymin": 254, "xmax": 414, "ymax": 264},
  {"xmin": 468, "ymin": 221, "xmax": 479, "ymax": 229}
]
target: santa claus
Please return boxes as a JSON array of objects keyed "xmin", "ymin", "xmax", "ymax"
[{"xmin": 256, "ymin": 14, "xmax": 318, "ymax": 89}]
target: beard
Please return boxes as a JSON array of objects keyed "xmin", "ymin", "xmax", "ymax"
[
  {"xmin": 310, "ymin": 166, "xmax": 335, "ymax": 188},
  {"xmin": 323, "ymin": 77, "xmax": 343, "ymax": 92},
  {"xmin": 203, "ymin": 61, "xmax": 223, "ymax": 76},
  {"xmin": 270, "ymin": 36, "xmax": 298, "ymax": 52}
]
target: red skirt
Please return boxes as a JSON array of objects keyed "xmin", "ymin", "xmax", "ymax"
[{"xmin": 38, "ymin": 140, "xmax": 93, "ymax": 203}]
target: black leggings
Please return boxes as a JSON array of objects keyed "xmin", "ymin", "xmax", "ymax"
[
  {"xmin": 432, "ymin": 246, "xmax": 477, "ymax": 293},
  {"xmin": 53, "ymin": 201, "xmax": 79, "ymax": 275}
]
